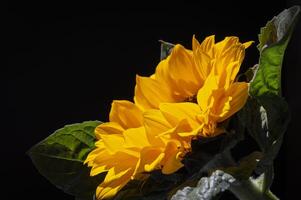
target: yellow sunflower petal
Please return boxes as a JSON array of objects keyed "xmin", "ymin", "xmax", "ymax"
[
  {"xmin": 199, "ymin": 35, "xmax": 215, "ymax": 57},
  {"xmin": 123, "ymin": 127, "xmax": 150, "ymax": 148},
  {"xmin": 176, "ymin": 119, "xmax": 203, "ymax": 137},
  {"xmin": 192, "ymin": 34, "xmax": 201, "ymax": 51},
  {"xmin": 84, "ymin": 147, "xmax": 104, "ymax": 165},
  {"xmin": 166, "ymin": 44, "xmax": 200, "ymax": 97},
  {"xmin": 207, "ymin": 88, "xmax": 231, "ymax": 121},
  {"xmin": 97, "ymin": 133, "xmax": 124, "ymax": 154},
  {"xmin": 213, "ymin": 45, "xmax": 245, "ymax": 85},
  {"xmin": 192, "ymin": 35, "xmax": 213, "ymax": 81},
  {"xmin": 218, "ymin": 82, "xmax": 249, "ymax": 122},
  {"xmin": 138, "ymin": 147, "xmax": 165, "ymax": 172},
  {"xmin": 197, "ymin": 72, "xmax": 219, "ymax": 111},
  {"xmin": 109, "ymin": 100, "xmax": 143, "ymax": 129},
  {"xmin": 220, "ymin": 61, "xmax": 240, "ymax": 90},
  {"xmin": 159, "ymin": 102, "xmax": 201, "ymax": 128},
  {"xmin": 91, "ymin": 165, "xmax": 107, "ymax": 176},
  {"xmin": 155, "ymin": 44, "xmax": 202, "ymax": 99},
  {"xmin": 213, "ymin": 37, "xmax": 240, "ymax": 57},
  {"xmin": 87, "ymin": 149, "xmax": 114, "ymax": 176},
  {"xmin": 96, "ymin": 167, "xmax": 133, "ymax": 199},
  {"xmin": 143, "ymin": 109, "xmax": 172, "ymax": 145},
  {"xmin": 95, "ymin": 122, "xmax": 124, "ymax": 137},
  {"xmin": 91, "ymin": 151, "xmax": 138, "ymax": 175},
  {"xmin": 154, "ymin": 59, "xmax": 176, "ymax": 92},
  {"xmin": 134, "ymin": 75, "xmax": 174, "ymax": 110},
  {"xmin": 161, "ymin": 141, "xmax": 184, "ymax": 174},
  {"xmin": 243, "ymin": 41, "xmax": 254, "ymax": 48}
]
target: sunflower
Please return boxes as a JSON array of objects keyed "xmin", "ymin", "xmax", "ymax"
[
  {"xmin": 85, "ymin": 35, "xmax": 252, "ymax": 199},
  {"xmin": 133, "ymin": 35, "xmax": 252, "ymax": 174}
]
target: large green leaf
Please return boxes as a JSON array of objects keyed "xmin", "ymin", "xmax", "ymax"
[
  {"xmin": 243, "ymin": 6, "xmax": 300, "ymax": 192},
  {"xmin": 250, "ymin": 5, "xmax": 300, "ymax": 97},
  {"xmin": 28, "ymin": 121, "xmax": 103, "ymax": 200}
]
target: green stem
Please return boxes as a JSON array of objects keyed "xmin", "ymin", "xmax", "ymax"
[{"xmin": 229, "ymin": 179, "xmax": 279, "ymax": 200}]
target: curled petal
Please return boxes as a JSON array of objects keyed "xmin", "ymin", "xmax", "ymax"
[
  {"xmin": 218, "ymin": 82, "xmax": 249, "ymax": 122},
  {"xmin": 197, "ymin": 72, "xmax": 219, "ymax": 111},
  {"xmin": 136, "ymin": 147, "xmax": 164, "ymax": 173},
  {"xmin": 162, "ymin": 141, "xmax": 184, "ymax": 174},
  {"xmin": 96, "ymin": 167, "xmax": 133, "ymax": 199}
]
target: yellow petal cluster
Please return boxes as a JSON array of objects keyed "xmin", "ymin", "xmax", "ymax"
[{"xmin": 85, "ymin": 35, "xmax": 252, "ymax": 199}]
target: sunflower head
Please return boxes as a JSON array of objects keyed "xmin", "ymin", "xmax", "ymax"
[{"xmin": 86, "ymin": 35, "xmax": 253, "ymax": 199}]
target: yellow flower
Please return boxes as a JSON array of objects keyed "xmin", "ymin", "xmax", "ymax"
[
  {"xmin": 85, "ymin": 101, "xmax": 188, "ymax": 199},
  {"xmin": 86, "ymin": 35, "xmax": 253, "ymax": 199},
  {"xmin": 133, "ymin": 35, "xmax": 252, "ymax": 174},
  {"xmin": 134, "ymin": 35, "xmax": 252, "ymax": 111},
  {"xmin": 134, "ymin": 35, "xmax": 252, "ymax": 137}
]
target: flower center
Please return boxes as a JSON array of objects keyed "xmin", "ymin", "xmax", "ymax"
[{"xmin": 184, "ymin": 95, "xmax": 197, "ymax": 103}]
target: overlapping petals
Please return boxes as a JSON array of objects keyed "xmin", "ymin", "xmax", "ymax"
[
  {"xmin": 134, "ymin": 35, "xmax": 252, "ymax": 111},
  {"xmin": 86, "ymin": 35, "xmax": 252, "ymax": 199},
  {"xmin": 85, "ymin": 101, "xmax": 188, "ymax": 199}
]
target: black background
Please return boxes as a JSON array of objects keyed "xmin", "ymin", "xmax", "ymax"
[{"xmin": 5, "ymin": 1, "xmax": 301, "ymax": 199}]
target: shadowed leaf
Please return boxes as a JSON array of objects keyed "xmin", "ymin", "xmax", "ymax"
[{"xmin": 28, "ymin": 121, "xmax": 103, "ymax": 200}]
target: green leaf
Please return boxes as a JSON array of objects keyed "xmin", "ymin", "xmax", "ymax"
[
  {"xmin": 159, "ymin": 40, "xmax": 174, "ymax": 60},
  {"xmin": 28, "ymin": 121, "xmax": 103, "ymax": 200},
  {"xmin": 243, "ymin": 6, "xmax": 300, "ymax": 192},
  {"xmin": 239, "ymin": 95, "xmax": 290, "ymax": 192},
  {"xmin": 250, "ymin": 5, "xmax": 300, "ymax": 97},
  {"xmin": 223, "ymin": 151, "xmax": 263, "ymax": 180}
]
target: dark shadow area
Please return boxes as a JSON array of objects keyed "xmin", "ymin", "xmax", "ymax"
[{"xmin": 283, "ymin": 0, "xmax": 301, "ymax": 199}]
